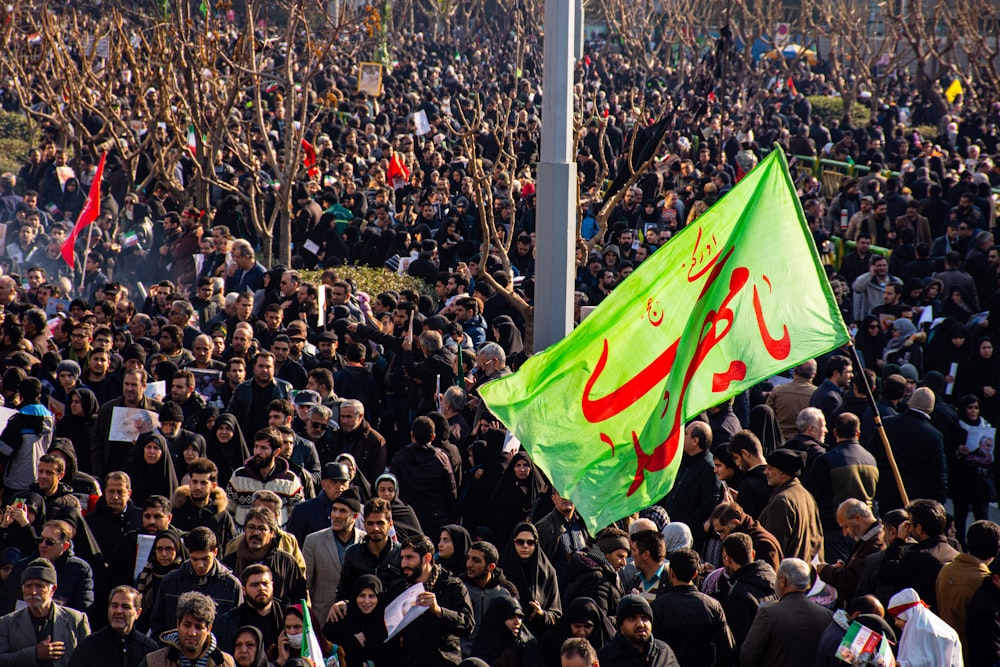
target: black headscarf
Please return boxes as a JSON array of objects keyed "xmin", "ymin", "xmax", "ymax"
[
  {"xmin": 135, "ymin": 530, "xmax": 184, "ymax": 630},
  {"xmin": 436, "ymin": 524, "xmax": 471, "ymax": 577},
  {"xmin": 492, "ymin": 315, "xmax": 524, "ymax": 356},
  {"xmin": 540, "ymin": 596, "xmax": 616, "ymax": 665},
  {"xmin": 490, "ymin": 450, "xmax": 548, "ymax": 540},
  {"xmin": 54, "ymin": 388, "xmax": 99, "ymax": 476},
  {"xmin": 471, "ymin": 595, "xmax": 544, "ymax": 667},
  {"xmin": 498, "ymin": 522, "xmax": 562, "ymax": 632},
  {"xmin": 126, "ymin": 432, "xmax": 179, "ymax": 505},
  {"xmin": 855, "ymin": 314, "xmax": 887, "ymax": 369},
  {"xmin": 233, "ymin": 626, "xmax": 270, "ymax": 667},
  {"xmin": 748, "ymin": 404, "xmax": 784, "ymax": 456},
  {"xmin": 322, "ymin": 574, "xmax": 388, "ymax": 662},
  {"xmin": 206, "ymin": 413, "xmax": 250, "ymax": 487},
  {"xmin": 194, "ymin": 406, "xmax": 221, "ymax": 440}
]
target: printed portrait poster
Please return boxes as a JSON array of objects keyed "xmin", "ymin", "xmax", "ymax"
[
  {"xmin": 190, "ymin": 369, "xmax": 222, "ymax": 402},
  {"xmin": 109, "ymin": 407, "xmax": 160, "ymax": 443},
  {"xmin": 358, "ymin": 62, "xmax": 383, "ymax": 96},
  {"xmin": 966, "ymin": 426, "xmax": 997, "ymax": 465}
]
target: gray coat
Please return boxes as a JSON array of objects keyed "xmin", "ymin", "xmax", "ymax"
[
  {"xmin": 739, "ymin": 591, "xmax": 833, "ymax": 667},
  {"xmin": 302, "ymin": 525, "xmax": 365, "ymax": 623},
  {"xmin": 0, "ymin": 603, "xmax": 90, "ymax": 667}
]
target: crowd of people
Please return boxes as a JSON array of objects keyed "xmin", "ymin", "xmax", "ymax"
[{"xmin": 4, "ymin": 4, "xmax": 1000, "ymax": 667}]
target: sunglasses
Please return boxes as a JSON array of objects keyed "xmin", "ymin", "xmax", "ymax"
[
  {"xmin": 309, "ymin": 421, "xmax": 328, "ymax": 430},
  {"xmin": 514, "ymin": 538, "xmax": 536, "ymax": 547},
  {"xmin": 37, "ymin": 537, "xmax": 61, "ymax": 547}
]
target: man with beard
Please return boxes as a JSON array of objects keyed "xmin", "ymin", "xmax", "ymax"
[
  {"xmin": 68, "ymin": 586, "xmax": 158, "ymax": 667},
  {"xmin": 212, "ymin": 564, "xmax": 284, "ymax": 655},
  {"xmin": 108, "ymin": 496, "xmax": 179, "ymax": 589},
  {"xmin": 221, "ymin": 508, "xmax": 305, "ymax": 607},
  {"xmin": 330, "ymin": 498, "xmax": 403, "ymax": 620},
  {"xmin": 598, "ymin": 595, "xmax": 680, "ymax": 667},
  {"xmin": 226, "ymin": 428, "xmax": 304, "ymax": 530},
  {"xmin": 171, "ymin": 458, "xmax": 236, "ymax": 550},
  {"xmin": 384, "ymin": 535, "xmax": 474, "ymax": 667},
  {"xmin": 0, "ymin": 557, "xmax": 90, "ymax": 666},
  {"xmin": 148, "ymin": 528, "xmax": 243, "ymax": 639}
]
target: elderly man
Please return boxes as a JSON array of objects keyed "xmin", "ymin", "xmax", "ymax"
[
  {"xmin": 2, "ymin": 519, "xmax": 94, "ymax": 615},
  {"xmin": 757, "ymin": 449, "xmax": 824, "ymax": 563},
  {"xmin": 303, "ymin": 487, "xmax": 365, "ymax": 623},
  {"xmin": 766, "ymin": 360, "xmax": 818, "ymax": 439},
  {"xmin": 0, "ymin": 558, "xmax": 90, "ymax": 667},
  {"xmin": 740, "ymin": 558, "xmax": 834, "ymax": 667},
  {"xmin": 817, "ymin": 499, "xmax": 885, "ymax": 607},
  {"xmin": 68, "ymin": 586, "xmax": 157, "ymax": 667},
  {"xmin": 286, "ymin": 462, "xmax": 352, "ymax": 546},
  {"xmin": 329, "ymin": 399, "xmax": 386, "ymax": 483},
  {"xmin": 783, "ymin": 407, "xmax": 828, "ymax": 476}
]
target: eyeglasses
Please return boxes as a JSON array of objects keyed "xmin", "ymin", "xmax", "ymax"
[
  {"xmin": 514, "ymin": 538, "xmax": 536, "ymax": 547},
  {"xmin": 309, "ymin": 421, "xmax": 328, "ymax": 430},
  {"xmin": 36, "ymin": 537, "xmax": 60, "ymax": 547},
  {"xmin": 244, "ymin": 524, "xmax": 270, "ymax": 534}
]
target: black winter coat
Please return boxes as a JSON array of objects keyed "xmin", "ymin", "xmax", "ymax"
[
  {"xmin": 565, "ymin": 548, "xmax": 623, "ymax": 623},
  {"xmin": 334, "ymin": 539, "xmax": 403, "ymax": 601},
  {"xmin": 67, "ymin": 626, "xmax": 159, "ymax": 667},
  {"xmin": 385, "ymin": 565, "xmax": 475, "ymax": 667},
  {"xmin": 85, "ymin": 497, "xmax": 143, "ymax": 564},
  {"xmin": 966, "ymin": 574, "xmax": 1000, "ymax": 667},
  {"xmin": 597, "ymin": 634, "xmax": 681, "ymax": 667},
  {"xmin": 659, "ymin": 450, "xmax": 721, "ymax": 549},
  {"xmin": 720, "ymin": 560, "xmax": 777, "ymax": 646},
  {"xmin": 169, "ymin": 486, "xmax": 237, "ymax": 551},
  {"xmin": 876, "ymin": 409, "xmax": 948, "ymax": 511},
  {"xmin": 651, "ymin": 584, "xmax": 735, "ymax": 667}
]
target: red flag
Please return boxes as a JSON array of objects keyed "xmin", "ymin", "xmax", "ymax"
[
  {"xmin": 61, "ymin": 152, "xmax": 106, "ymax": 267},
  {"xmin": 386, "ymin": 153, "xmax": 410, "ymax": 189},
  {"xmin": 301, "ymin": 139, "xmax": 318, "ymax": 178},
  {"xmin": 707, "ymin": 91, "xmax": 717, "ymax": 102},
  {"xmin": 787, "ymin": 76, "xmax": 798, "ymax": 96}
]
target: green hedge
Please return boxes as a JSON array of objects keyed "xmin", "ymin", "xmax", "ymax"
[
  {"xmin": 301, "ymin": 264, "xmax": 434, "ymax": 297},
  {"xmin": 807, "ymin": 95, "xmax": 872, "ymax": 126},
  {"xmin": 0, "ymin": 111, "xmax": 29, "ymax": 142}
]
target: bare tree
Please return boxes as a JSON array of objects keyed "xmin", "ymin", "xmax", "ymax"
[{"xmin": 0, "ymin": 0, "xmax": 371, "ymax": 267}]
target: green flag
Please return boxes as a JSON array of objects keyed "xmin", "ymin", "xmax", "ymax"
[{"xmin": 479, "ymin": 149, "xmax": 850, "ymax": 532}]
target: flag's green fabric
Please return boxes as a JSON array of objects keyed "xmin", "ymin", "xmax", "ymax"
[
  {"xmin": 479, "ymin": 149, "xmax": 850, "ymax": 532},
  {"xmin": 301, "ymin": 597, "xmax": 326, "ymax": 663}
]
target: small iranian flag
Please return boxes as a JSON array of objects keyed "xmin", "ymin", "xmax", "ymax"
[
  {"xmin": 122, "ymin": 230, "xmax": 139, "ymax": 248},
  {"xmin": 300, "ymin": 599, "xmax": 325, "ymax": 665},
  {"xmin": 187, "ymin": 126, "xmax": 197, "ymax": 155}
]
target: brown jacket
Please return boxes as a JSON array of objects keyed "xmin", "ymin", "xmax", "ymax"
[
  {"xmin": 757, "ymin": 478, "xmax": 824, "ymax": 563},
  {"xmin": 936, "ymin": 552, "xmax": 989, "ymax": 660}
]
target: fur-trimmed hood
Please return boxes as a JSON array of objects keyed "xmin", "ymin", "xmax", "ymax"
[{"xmin": 173, "ymin": 484, "xmax": 228, "ymax": 514}]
